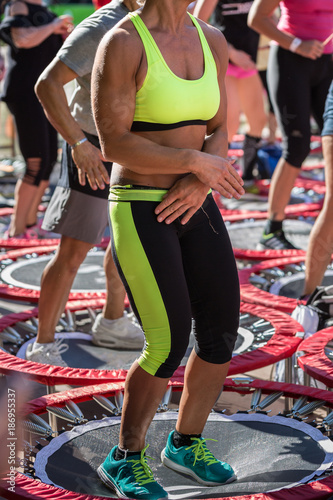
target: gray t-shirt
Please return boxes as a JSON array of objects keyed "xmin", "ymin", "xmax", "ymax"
[{"xmin": 57, "ymin": 0, "xmax": 129, "ymax": 135}]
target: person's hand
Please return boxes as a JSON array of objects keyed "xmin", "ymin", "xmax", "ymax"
[
  {"xmin": 228, "ymin": 47, "xmax": 257, "ymax": 70},
  {"xmin": 295, "ymin": 40, "xmax": 324, "ymax": 60},
  {"xmin": 71, "ymin": 140, "xmax": 110, "ymax": 190},
  {"xmin": 155, "ymin": 175, "xmax": 210, "ymax": 225},
  {"xmin": 53, "ymin": 15, "xmax": 73, "ymax": 37},
  {"xmin": 195, "ymin": 155, "xmax": 244, "ymax": 199}
]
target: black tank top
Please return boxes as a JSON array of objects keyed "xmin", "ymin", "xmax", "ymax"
[
  {"xmin": 213, "ymin": 0, "xmax": 259, "ymax": 63},
  {"xmin": 0, "ymin": 1, "xmax": 63, "ymax": 101}
]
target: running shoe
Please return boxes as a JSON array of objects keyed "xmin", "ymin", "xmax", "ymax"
[
  {"xmin": 257, "ymin": 229, "xmax": 298, "ymax": 250},
  {"xmin": 161, "ymin": 431, "xmax": 236, "ymax": 486},
  {"xmin": 91, "ymin": 312, "xmax": 145, "ymax": 350},
  {"xmin": 25, "ymin": 338, "xmax": 69, "ymax": 367},
  {"xmin": 97, "ymin": 445, "xmax": 168, "ymax": 500}
]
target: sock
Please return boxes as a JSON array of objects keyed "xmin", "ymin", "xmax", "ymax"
[
  {"xmin": 241, "ymin": 134, "xmax": 262, "ymax": 181},
  {"xmin": 33, "ymin": 341, "xmax": 54, "ymax": 350},
  {"xmin": 172, "ymin": 429, "xmax": 201, "ymax": 449},
  {"xmin": 114, "ymin": 445, "xmax": 141, "ymax": 461},
  {"xmin": 100, "ymin": 313, "xmax": 125, "ymax": 325},
  {"xmin": 264, "ymin": 219, "xmax": 283, "ymax": 235}
]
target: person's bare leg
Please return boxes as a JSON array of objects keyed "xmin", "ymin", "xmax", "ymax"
[
  {"xmin": 238, "ymin": 73, "xmax": 266, "ymax": 138},
  {"xmin": 303, "ymin": 135, "xmax": 333, "ymax": 295},
  {"xmin": 26, "ymin": 179, "xmax": 49, "ymax": 227},
  {"xmin": 36, "ymin": 236, "xmax": 93, "ymax": 343},
  {"xmin": 102, "ymin": 241, "xmax": 126, "ymax": 320},
  {"xmin": 176, "ymin": 350, "xmax": 230, "ymax": 434},
  {"xmin": 119, "ymin": 361, "xmax": 169, "ymax": 450},
  {"xmin": 225, "ymin": 75, "xmax": 242, "ymax": 143},
  {"xmin": 267, "ymin": 158, "xmax": 300, "ymax": 221},
  {"xmin": 9, "ymin": 179, "xmax": 39, "ymax": 235}
]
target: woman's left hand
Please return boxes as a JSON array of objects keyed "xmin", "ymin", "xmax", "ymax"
[{"xmin": 155, "ymin": 175, "xmax": 209, "ymax": 225}]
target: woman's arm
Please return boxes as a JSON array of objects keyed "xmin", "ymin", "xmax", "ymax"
[
  {"xmin": 193, "ymin": 0, "xmax": 218, "ymax": 23},
  {"xmin": 91, "ymin": 23, "xmax": 244, "ymax": 196},
  {"xmin": 248, "ymin": 0, "xmax": 324, "ymax": 60},
  {"xmin": 9, "ymin": 1, "xmax": 72, "ymax": 48}
]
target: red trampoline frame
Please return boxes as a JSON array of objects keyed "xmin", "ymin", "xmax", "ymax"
[
  {"xmin": 0, "ymin": 244, "xmax": 109, "ymax": 302},
  {"xmin": 297, "ymin": 327, "xmax": 333, "ymax": 388},
  {"xmin": 1, "ymin": 378, "xmax": 333, "ymax": 500},
  {"xmin": 239, "ymin": 255, "xmax": 313, "ymax": 313},
  {"xmin": 0, "ymin": 302, "xmax": 303, "ymax": 386}
]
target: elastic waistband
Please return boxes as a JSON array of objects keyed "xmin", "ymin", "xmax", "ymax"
[{"xmin": 109, "ymin": 185, "xmax": 168, "ymax": 202}]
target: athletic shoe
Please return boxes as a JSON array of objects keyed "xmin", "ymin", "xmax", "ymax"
[
  {"xmin": 257, "ymin": 229, "xmax": 298, "ymax": 250},
  {"xmin": 25, "ymin": 338, "xmax": 69, "ymax": 367},
  {"xmin": 97, "ymin": 445, "xmax": 168, "ymax": 500},
  {"xmin": 91, "ymin": 312, "xmax": 145, "ymax": 350},
  {"xmin": 161, "ymin": 431, "xmax": 236, "ymax": 486}
]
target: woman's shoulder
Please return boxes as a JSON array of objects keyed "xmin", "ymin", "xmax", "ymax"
[
  {"xmin": 7, "ymin": 0, "xmax": 29, "ymax": 16},
  {"xmin": 99, "ymin": 14, "xmax": 144, "ymax": 58}
]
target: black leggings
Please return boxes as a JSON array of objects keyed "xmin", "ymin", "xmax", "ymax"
[
  {"xmin": 267, "ymin": 45, "xmax": 333, "ymax": 167},
  {"xmin": 6, "ymin": 93, "xmax": 58, "ymax": 186},
  {"xmin": 109, "ymin": 188, "xmax": 240, "ymax": 378}
]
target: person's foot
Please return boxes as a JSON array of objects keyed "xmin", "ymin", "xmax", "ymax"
[
  {"xmin": 161, "ymin": 431, "xmax": 236, "ymax": 486},
  {"xmin": 25, "ymin": 338, "xmax": 69, "ymax": 367},
  {"xmin": 91, "ymin": 312, "xmax": 145, "ymax": 350},
  {"xmin": 257, "ymin": 229, "xmax": 298, "ymax": 250},
  {"xmin": 97, "ymin": 445, "xmax": 168, "ymax": 500}
]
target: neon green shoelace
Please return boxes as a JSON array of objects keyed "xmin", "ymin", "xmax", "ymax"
[
  {"xmin": 186, "ymin": 438, "xmax": 219, "ymax": 466},
  {"xmin": 128, "ymin": 445, "xmax": 155, "ymax": 485}
]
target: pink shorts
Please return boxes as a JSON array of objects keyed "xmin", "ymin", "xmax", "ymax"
[{"xmin": 226, "ymin": 63, "xmax": 258, "ymax": 79}]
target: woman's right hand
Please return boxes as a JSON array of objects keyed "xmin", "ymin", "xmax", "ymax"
[
  {"xmin": 52, "ymin": 15, "xmax": 73, "ymax": 36},
  {"xmin": 228, "ymin": 47, "xmax": 257, "ymax": 70}
]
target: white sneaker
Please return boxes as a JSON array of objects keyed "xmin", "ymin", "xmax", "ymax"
[
  {"xmin": 91, "ymin": 312, "xmax": 145, "ymax": 350},
  {"xmin": 26, "ymin": 338, "xmax": 69, "ymax": 367}
]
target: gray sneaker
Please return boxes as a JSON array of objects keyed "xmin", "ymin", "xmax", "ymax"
[
  {"xmin": 91, "ymin": 312, "xmax": 145, "ymax": 350},
  {"xmin": 26, "ymin": 338, "xmax": 69, "ymax": 367}
]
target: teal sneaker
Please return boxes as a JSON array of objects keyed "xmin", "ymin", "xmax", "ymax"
[
  {"xmin": 161, "ymin": 431, "xmax": 236, "ymax": 486},
  {"xmin": 97, "ymin": 445, "xmax": 168, "ymax": 500}
]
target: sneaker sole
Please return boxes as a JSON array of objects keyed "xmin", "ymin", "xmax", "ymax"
[
  {"xmin": 160, "ymin": 449, "xmax": 236, "ymax": 486},
  {"xmin": 256, "ymin": 243, "xmax": 267, "ymax": 250},
  {"xmin": 97, "ymin": 465, "xmax": 130, "ymax": 499},
  {"xmin": 97, "ymin": 465, "xmax": 168, "ymax": 500}
]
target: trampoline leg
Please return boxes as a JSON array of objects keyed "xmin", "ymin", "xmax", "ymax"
[
  {"xmin": 303, "ymin": 372, "xmax": 311, "ymax": 387},
  {"xmin": 46, "ymin": 386, "xmax": 57, "ymax": 432},
  {"xmin": 284, "ymin": 357, "xmax": 293, "ymax": 413}
]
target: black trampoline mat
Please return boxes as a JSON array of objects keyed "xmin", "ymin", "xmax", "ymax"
[
  {"xmin": 0, "ymin": 251, "xmax": 106, "ymax": 291},
  {"xmin": 36, "ymin": 414, "xmax": 332, "ymax": 498},
  {"xmin": 227, "ymin": 220, "xmax": 312, "ymax": 250},
  {"xmin": 16, "ymin": 326, "xmax": 260, "ymax": 371},
  {"xmin": 270, "ymin": 271, "xmax": 333, "ymax": 299}
]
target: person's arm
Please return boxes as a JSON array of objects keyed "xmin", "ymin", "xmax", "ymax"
[
  {"xmin": 248, "ymin": 0, "xmax": 324, "ymax": 60},
  {"xmin": 193, "ymin": 0, "xmax": 218, "ymax": 23},
  {"xmin": 35, "ymin": 57, "xmax": 109, "ymax": 189},
  {"xmin": 9, "ymin": 2, "xmax": 72, "ymax": 49},
  {"xmin": 91, "ymin": 23, "xmax": 244, "ymax": 197}
]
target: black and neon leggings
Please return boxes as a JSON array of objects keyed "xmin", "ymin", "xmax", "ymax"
[{"xmin": 108, "ymin": 186, "xmax": 240, "ymax": 379}]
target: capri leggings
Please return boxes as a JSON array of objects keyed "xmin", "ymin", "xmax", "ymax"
[
  {"xmin": 267, "ymin": 44, "xmax": 333, "ymax": 167},
  {"xmin": 109, "ymin": 186, "xmax": 240, "ymax": 379},
  {"xmin": 6, "ymin": 92, "xmax": 58, "ymax": 186}
]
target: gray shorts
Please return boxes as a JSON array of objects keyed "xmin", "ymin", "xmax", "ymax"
[{"xmin": 42, "ymin": 186, "xmax": 109, "ymax": 245}]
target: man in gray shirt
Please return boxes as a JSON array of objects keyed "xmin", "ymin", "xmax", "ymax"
[{"xmin": 29, "ymin": 0, "xmax": 144, "ymax": 366}]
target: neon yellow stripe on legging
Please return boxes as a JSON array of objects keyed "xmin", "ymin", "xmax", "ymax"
[{"xmin": 109, "ymin": 201, "xmax": 171, "ymax": 376}]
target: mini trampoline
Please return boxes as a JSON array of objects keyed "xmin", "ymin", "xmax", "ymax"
[
  {"xmin": 3, "ymin": 378, "xmax": 333, "ymax": 500},
  {"xmin": 239, "ymin": 255, "xmax": 333, "ymax": 313},
  {"xmin": 297, "ymin": 326, "xmax": 333, "ymax": 389},
  {"xmin": 0, "ymin": 245, "xmax": 109, "ymax": 302},
  {"xmin": 0, "ymin": 302, "xmax": 303, "ymax": 388}
]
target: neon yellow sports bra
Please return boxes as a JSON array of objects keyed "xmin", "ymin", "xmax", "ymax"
[{"xmin": 129, "ymin": 12, "xmax": 220, "ymax": 132}]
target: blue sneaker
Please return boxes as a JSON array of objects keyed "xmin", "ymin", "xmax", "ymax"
[
  {"xmin": 97, "ymin": 445, "xmax": 168, "ymax": 500},
  {"xmin": 161, "ymin": 431, "xmax": 236, "ymax": 486}
]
